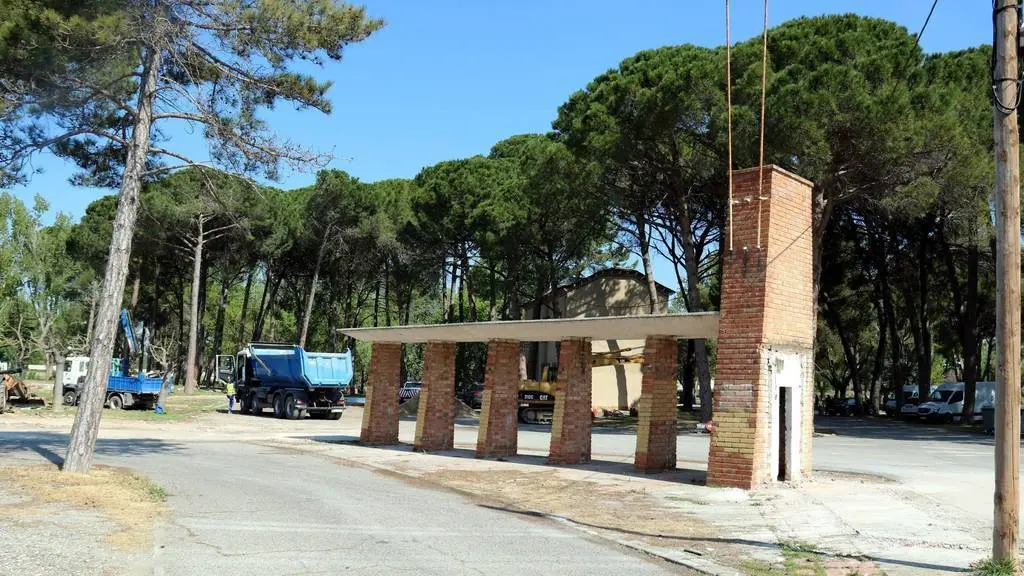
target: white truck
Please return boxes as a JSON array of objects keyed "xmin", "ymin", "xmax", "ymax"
[{"xmin": 916, "ymin": 381, "xmax": 995, "ymax": 423}]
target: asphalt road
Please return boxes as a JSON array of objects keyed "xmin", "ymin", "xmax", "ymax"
[{"xmin": 0, "ymin": 431, "xmax": 687, "ymax": 576}]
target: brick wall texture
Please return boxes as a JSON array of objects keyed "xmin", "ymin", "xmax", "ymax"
[
  {"xmin": 476, "ymin": 339, "xmax": 520, "ymax": 458},
  {"xmin": 360, "ymin": 342, "xmax": 402, "ymax": 445},
  {"xmin": 414, "ymin": 341, "xmax": 456, "ymax": 452},
  {"xmin": 708, "ymin": 166, "xmax": 814, "ymax": 489},
  {"xmin": 549, "ymin": 338, "xmax": 592, "ymax": 465},
  {"xmin": 634, "ymin": 336, "xmax": 679, "ymax": 473}
]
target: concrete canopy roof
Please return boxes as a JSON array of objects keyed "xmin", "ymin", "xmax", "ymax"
[{"xmin": 340, "ymin": 313, "xmax": 720, "ymax": 343}]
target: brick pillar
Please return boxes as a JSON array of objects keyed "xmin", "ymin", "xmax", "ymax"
[
  {"xmin": 634, "ymin": 336, "xmax": 678, "ymax": 473},
  {"xmin": 476, "ymin": 339, "xmax": 520, "ymax": 458},
  {"xmin": 360, "ymin": 342, "xmax": 402, "ymax": 445},
  {"xmin": 414, "ymin": 341, "xmax": 456, "ymax": 452},
  {"xmin": 549, "ymin": 338, "xmax": 592, "ymax": 465},
  {"xmin": 708, "ymin": 166, "xmax": 815, "ymax": 489}
]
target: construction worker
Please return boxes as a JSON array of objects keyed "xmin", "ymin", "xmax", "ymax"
[{"xmin": 225, "ymin": 380, "xmax": 236, "ymax": 414}]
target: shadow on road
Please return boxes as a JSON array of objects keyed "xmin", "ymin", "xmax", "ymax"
[
  {"xmin": 303, "ymin": 435, "xmax": 707, "ymax": 485},
  {"xmin": 0, "ymin": 431, "xmax": 184, "ymax": 467},
  {"xmin": 815, "ymin": 416, "xmax": 993, "ymax": 447},
  {"xmin": 481, "ymin": 503, "xmax": 968, "ymax": 574}
]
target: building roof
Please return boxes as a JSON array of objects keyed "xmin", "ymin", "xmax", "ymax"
[
  {"xmin": 558, "ymin": 267, "xmax": 675, "ymax": 296},
  {"xmin": 340, "ymin": 312, "xmax": 719, "ymax": 343}
]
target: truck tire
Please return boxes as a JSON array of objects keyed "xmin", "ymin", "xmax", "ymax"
[
  {"xmin": 284, "ymin": 394, "xmax": 302, "ymax": 420},
  {"xmin": 63, "ymin": 390, "xmax": 77, "ymax": 406},
  {"xmin": 273, "ymin": 393, "xmax": 286, "ymax": 419},
  {"xmin": 238, "ymin": 394, "xmax": 251, "ymax": 415},
  {"xmin": 248, "ymin": 394, "xmax": 261, "ymax": 416},
  {"xmin": 327, "ymin": 411, "xmax": 343, "ymax": 421},
  {"xmin": 107, "ymin": 394, "xmax": 124, "ymax": 410}
]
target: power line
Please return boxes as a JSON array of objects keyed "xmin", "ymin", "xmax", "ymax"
[{"xmin": 913, "ymin": 0, "xmax": 939, "ymax": 52}]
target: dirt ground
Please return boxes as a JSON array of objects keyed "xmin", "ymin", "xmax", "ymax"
[{"xmin": 0, "ymin": 463, "xmax": 167, "ymax": 576}]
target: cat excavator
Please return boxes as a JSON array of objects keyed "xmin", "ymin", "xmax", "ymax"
[
  {"xmin": 1, "ymin": 368, "xmax": 46, "ymax": 412},
  {"xmin": 517, "ymin": 346, "xmax": 645, "ymax": 424}
]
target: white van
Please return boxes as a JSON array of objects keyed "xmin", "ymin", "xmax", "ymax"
[{"xmin": 917, "ymin": 381, "xmax": 995, "ymax": 423}]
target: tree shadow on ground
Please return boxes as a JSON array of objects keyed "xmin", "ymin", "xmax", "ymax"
[
  {"xmin": 815, "ymin": 416, "xmax": 995, "ymax": 447},
  {"xmin": 0, "ymin": 431, "xmax": 183, "ymax": 467},
  {"xmin": 303, "ymin": 435, "xmax": 707, "ymax": 485},
  {"xmin": 481, "ymin": 503, "xmax": 969, "ymax": 574}
]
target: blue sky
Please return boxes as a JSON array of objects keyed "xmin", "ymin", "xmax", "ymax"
[{"xmin": 6, "ymin": 0, "xmax": 991, "ymax": 285}]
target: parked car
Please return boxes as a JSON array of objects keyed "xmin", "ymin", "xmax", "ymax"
[
  {"xmin": 459, "ymin": 383, "xmax": 484, "ymax": 409},
  {"xmin": 825, "ymin": 397, "xmax": 858, "ymax": 416},
  {"xmin": 399, "ymin": 380, "xmax": 421, "ymax": 404}
]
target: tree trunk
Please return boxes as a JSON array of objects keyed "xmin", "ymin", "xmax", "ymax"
[
  {"xmin": 236, "ymin": 271, "xmax": 252, "ymax": 350},
  {"xmin": 637, "ymin": 213, "xmax": 659, "ymax": 314},
  {"xmin": 299, "ymin": 230, "xmax": 331, "ymax": 348},
  {"xmin": 448, "ymin": 257, "xmax": 458, "ymax": 322},
  {"xmin": 52, "ymin": 350, "xmax": 64, "ymax": 412},
  {"xmin": 64, "ymin": 45, "xmax": 161, "ymax": 474},
  {"xmin": 826, "ymin": 300, "xmax": 862, "ymax": 410},
  {"xmin": 910, "ymin": 223, "xmax": 933, "ymax": 402},
  {"xmin": 85, "ymin": 284, "xmax": 98, "ymax": 347},
  {"xmin": 184, "ymin": 219, "xmax": 204, "ymax": 394},
  {"xmin": 681, "ymin": 340, "xmax": 695, "ymax": 412},
  {"xmin": 678, "ymin": 201, "xmax": 713, "ymax": 422},
  {"xmin": 462, "ymin": 248, "xmax": 476, "ymax": 322},
  {"xmin": 196, "ymin": 258, "xmax": 209, "ymax": 384},
  {"xmin": 129, "ymin": 257, "xmax": 142, "ymax": 312},
  {"xmin": 252, "ymin": 274, "xmax": 280, "ymax": 341},
  {"xmin": 211, "ymin": 278, "xmax": 229, "ymax": 365},
  {"xmin": 489, "ymin": 266, "xmax": 497, "ymax": 320},
  {"xmin": 457, "ymin": 256, "xmax": 465, "ymax": 323},
  {"xmin": 962, "ymin": 244, "xmax": 979, "ymax": 422},
  {"xmin": 327, "ymin": 288, "xmax": 339, "ymax": 353},
  {"xmin": 870, "ymin": 298, "xmax": 887, "ymax": 414},
  {"xmin": 384, "ymin": 258, "xmax": 392, "ymax": 327},
  {"xmin": 372, "ymin": 277, "xmax": 381, "ymax": 327},
  {"xmin": 252, "ymin": 267, "xmax": 270, "ymax": 339}
]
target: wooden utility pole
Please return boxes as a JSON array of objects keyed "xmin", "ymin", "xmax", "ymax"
[{"xmin": 993, "ymin": 0, "xmax": 1021, "ymax": 562}]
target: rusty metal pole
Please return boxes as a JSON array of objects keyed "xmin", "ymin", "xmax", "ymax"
[{"xmin": 993, "ymin": 0, "xmax": 1021, "ymax": 562}]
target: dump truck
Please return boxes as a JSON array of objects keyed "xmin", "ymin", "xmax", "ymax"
[
  {"xmin": 217, "ymin": 343, "xmax": 353, "ymax": 420},
  {"xmin": 62, "ymin": 309, "xmax": 163, "ymax": 409}
]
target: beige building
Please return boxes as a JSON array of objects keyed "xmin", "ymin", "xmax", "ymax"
[{"xmin": 523, "ymin": 268, "xmax": 675, "ymax": 410}]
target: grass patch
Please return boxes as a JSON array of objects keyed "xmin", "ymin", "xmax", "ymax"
[
  {"xmin": 0, "ymin": 464, "xmax": 167, "ymax": 549},
  {"xmin": 11, "ymin": 390, "xmax": 226, "ymax": 422},
  {"xmin": 971, "ymin": 558, "xmax": 1021, "ymax": 576},
  {"xmin": 742, "ymin": 559, "xmax": 786, "ymax": 575}
]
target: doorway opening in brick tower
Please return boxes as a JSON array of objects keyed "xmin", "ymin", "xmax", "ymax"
[{"xmin": 769, "ymin": 351, "xmax": 804, "ymax": 482}]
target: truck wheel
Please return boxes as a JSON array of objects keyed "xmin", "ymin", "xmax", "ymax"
[
  {"xmin": 63, "ymin": 391, "xmax": 77, "ymax": 406},
  {"xmin": 238, "ymin": 394, "xmax": 251, "ymax": 415},
  {"xmin": 248, "ymin": 394, "xmax": 260, "ymax": 416},
  {"xmin": 284, "ymin": 394, "xmax": 301, "ymax": 420},
  {"xmin": 273, "ymin": 394, "xmax": 286, "ymax": 419},
  {"xmin": 108, "ymin": 394, "xmax": 124, "ymax": 410},
  {"xmin": 327, "ymin": 412, "xmax": 343, "ymax": 421}
]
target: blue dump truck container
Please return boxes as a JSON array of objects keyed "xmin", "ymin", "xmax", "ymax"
[
  {"xmin": 105, "ymin": 372, "xmax": 164, "ymax": 410},
  {"xmin": 218, "ymin": 343, "xmax": 353, "ymax": 421}
]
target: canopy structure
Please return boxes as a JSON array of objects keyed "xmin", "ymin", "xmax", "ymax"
[{"xmin": 340, "ymin": 313, "xmax": 720, "ymax": 343}]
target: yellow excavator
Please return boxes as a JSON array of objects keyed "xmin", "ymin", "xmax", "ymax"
[
  {"xmin": 517, "ymin": 346, "xmax": 645, "ymax": 424},
  {"xmin": 1, "ymin": 369, "xmax": 46, "ymax": 412}
]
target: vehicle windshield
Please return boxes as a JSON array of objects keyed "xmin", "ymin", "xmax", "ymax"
[
  {"xmin": 930, "ymin": 389, "xmax": 954, "ymax": 402},
  {"xmin": 63, "ymin": 360, "xmax": 72, "ymax": 372}
]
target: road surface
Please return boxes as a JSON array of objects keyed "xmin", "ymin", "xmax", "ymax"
[{"xmin": 0, "ymin": 429, "xmax": 688, "ymax": 576}]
